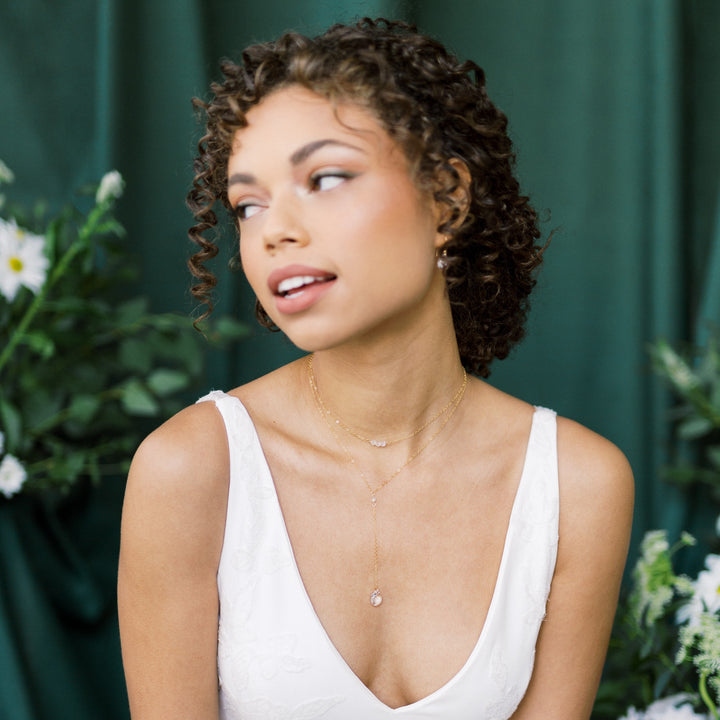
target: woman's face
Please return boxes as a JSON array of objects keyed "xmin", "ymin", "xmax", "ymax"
[{"xmin": 226, "ymin": 85, "xmax": 447, "ymax": 353}]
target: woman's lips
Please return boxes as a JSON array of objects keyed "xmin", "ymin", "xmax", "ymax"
[{"xmin": 267, "ymin": 264, "xmax": 337, "ymax": 315}]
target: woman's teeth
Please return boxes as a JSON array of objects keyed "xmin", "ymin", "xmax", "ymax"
[{"xmin": 277, "ymin": 276, "xmax": 327, "ymax": 296}]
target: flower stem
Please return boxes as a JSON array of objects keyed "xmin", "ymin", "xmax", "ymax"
[
  {"xmin": 0, "ymin": 203, "xmax": 106, "ymax": 377},
  {"xmin": 700, "ymin": 672, "xmax": 719, "ymax": 720}
]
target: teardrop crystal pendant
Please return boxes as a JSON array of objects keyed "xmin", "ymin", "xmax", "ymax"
[{"xmin": 370, "ymin": 589, "xmax": 383, "ymax": 607}]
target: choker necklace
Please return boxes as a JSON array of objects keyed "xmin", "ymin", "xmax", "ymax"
[
  {"xmin": 306, "ymin": 354, "xmax": 468, "ymax": 607},
  {"xmin": 308, "ymin": 355, "xmax": 465, "ymax": 448}
]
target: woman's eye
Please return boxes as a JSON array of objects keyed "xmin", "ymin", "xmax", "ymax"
[
  {"xmin": 309, "ymin": 172, "xmax": 353, "ymax": 192},
  {"xmin": 234, "ymin": 203, "xmax": 263, "ymax": 220}
]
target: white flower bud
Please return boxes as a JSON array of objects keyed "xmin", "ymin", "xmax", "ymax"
[
  {"xmin": 0, "ymin": 159, "xmax": 14, "ymax": 185},
  {"xmin": 0, "ymin": 454, "xmax": 27, "ymax": 498},
  {"xmin": 95, "ymin": 170, "xmax": 125, "ymax": 204}
]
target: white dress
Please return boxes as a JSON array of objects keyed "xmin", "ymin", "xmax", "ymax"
[{"xmin": 197, "ymin": 391, "xmax": 559, "ymax": 720}]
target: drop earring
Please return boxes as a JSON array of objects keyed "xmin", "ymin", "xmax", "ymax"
[{"xmin": 436, "ymin": 241, "xmax": 449, "ymax": 270}]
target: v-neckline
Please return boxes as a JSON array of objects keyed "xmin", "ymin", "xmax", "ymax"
[{"xmin": 230, "ymin": 396, "xmax": 540, "ymax": 713}]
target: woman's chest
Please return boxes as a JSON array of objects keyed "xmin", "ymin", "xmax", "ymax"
[
  {"xmin": 215, "ymin": 399, "xmax": 558, "ymax": 717},
  {"xmin": 263, "ymin": 445, "xmax": 521, "ymax": 708}
]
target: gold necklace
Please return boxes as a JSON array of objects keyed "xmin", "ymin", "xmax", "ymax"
[
  {"xmin": 308, "ymin": 355, "xmax": 467, "ymax": 448},
  {"xmin": 306, "ymin": 354, "xmax": 468, "ymax": 607}
]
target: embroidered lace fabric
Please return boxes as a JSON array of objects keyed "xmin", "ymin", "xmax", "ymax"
[{"xmin": 197, "ymin": 391, "xmax": 559, "ymax": 720}]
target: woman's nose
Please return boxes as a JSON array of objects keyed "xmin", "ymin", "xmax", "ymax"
[{"xmin": 262, "ymin": 194, "xmax": 309, "ymax": 254}]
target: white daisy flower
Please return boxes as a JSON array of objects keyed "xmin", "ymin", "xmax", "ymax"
[
  {"xmin": 645, "ymin": 693, "xmax": 709, "ymax": 719},
  {"xmin": 619, "ymin": 707, "xmax": 646, "ymax": 719},
  {"xmin": 620, "ymin": 693, "xmax": 710, "ymax": 720},
  {"xmin": 0, "ymin": 217, "xmax": 49, "ymax": 302},
  {"xmin": 677, "ymin": 554, "xmax": 720, "ymax": 627},
  {"xmin": 95, "ymin": 170, "xmax": 124, "ymax": 205},
  {"xmin": 0, "ymin": 454, "xmax": 27, "ymax": 498}
]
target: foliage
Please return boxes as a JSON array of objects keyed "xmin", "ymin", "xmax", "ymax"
[
  {"xmin": 595, "ymin": 336, "xmax": 720, "ymax": 719},
  {"xmin": 594, "ymin": 531, "xmax": 716, "ymax": 719},
  {"xmin": 649, "ymin": 337, "xmax": 720, "ymax": 496},
  {"xmin": 0, "ymin": 164, "xmax": 247, "ymax": 497}
]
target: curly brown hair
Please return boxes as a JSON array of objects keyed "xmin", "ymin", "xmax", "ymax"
[{"xmin": 187, "ymin": 17, "xmax": 544, "ymax": 377}]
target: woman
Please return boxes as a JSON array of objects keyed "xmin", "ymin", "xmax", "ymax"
[{"xmin": 118, "ymin": 18, "xmax": 633, "ymax": 719}]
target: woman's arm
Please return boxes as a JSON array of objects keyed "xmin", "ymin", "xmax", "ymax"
[
  {"xmin": 117, "ymin": 402, "xmax": 229, "ymax": 720},
  {"xmin": 511, "ymin": 416, "xmax": 635, "ymax": 719}
]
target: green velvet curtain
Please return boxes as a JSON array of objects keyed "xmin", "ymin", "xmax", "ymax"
[{"xmin": 1, "ymin": 1, "xmax": 718, "ymax": 717}]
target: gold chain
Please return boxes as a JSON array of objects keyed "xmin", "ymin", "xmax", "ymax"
[
  {"xmin": 306, "ymin": 354, "xmax": 468, "ymax": 607},
  {"xmin": 308, "ymin": 354, "xmax": 467, "ymax": 448}
]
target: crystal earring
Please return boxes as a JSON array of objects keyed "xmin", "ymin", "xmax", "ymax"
[{"xmin": 436, "ymin": 241, "xmax": 449, "ymax": 270}]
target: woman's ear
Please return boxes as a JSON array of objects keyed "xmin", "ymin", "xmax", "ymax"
[{"xmin": 434, "ymin": 158, "xmax": 472, "ymax": 243}]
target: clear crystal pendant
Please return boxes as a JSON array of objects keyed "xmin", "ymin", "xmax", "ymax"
[
  {"xmin": 370, "ymin": 440, "xmax": 387, "ymax": 447},
  {"xmin": 370, "ymin": 589, "xmax": 383, "ymax": 607}
]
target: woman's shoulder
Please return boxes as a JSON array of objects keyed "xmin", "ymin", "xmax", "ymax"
[
  {"xmin": 120, "ymin": 398, "xmax": 237, "ymax": 601},
  {"xmin": 479, "ymin": 380, "xmax": 633, "ymax": 482},
  {"xmin": 552, "ymin": 414, "xmax": 634, "ymax": 579},
  {"xmin": 476, "ymin": 381, "xmax": 633, "ymax": 513},
  {"xmin": 128, "ymin": 359, "xmax": 302, "ymax": 485},
  {"xmin": 555, "ymin": 414, "xmax": 634, "ymax": 501},
  {"xmin": 123, "ymin": 400, "xmax": 232, "ymax": 551},
  {"xmin": 131, "ymin": 398, "xmax": 229, "ymax": 489}
]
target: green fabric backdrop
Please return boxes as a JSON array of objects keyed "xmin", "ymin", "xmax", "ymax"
[{"xmin": 1, "ymin": 1, "xmax": 718, "ymax": 717}]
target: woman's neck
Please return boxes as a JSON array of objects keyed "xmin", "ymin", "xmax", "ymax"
[{"xmin": 304, "ymin": 324, "xmax": 466, "ymax": 443}]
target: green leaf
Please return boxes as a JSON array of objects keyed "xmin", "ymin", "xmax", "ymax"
[
  {"xmin": 121, "ymin": 380, "xmax": 160, "ymax": 416},
  {"xmin": 677, "ymin": 415, "xmax": 714, "ymax": 440},
  {"xmin": 653, "ymin": 666, "xmax": 673, "ymax": 698},
  {"xmin": 18, "ymin": 330, "xmax": 56, "ymax": 359},
  {"xmin": 94, "ymin": 219, "xmax": 125, "ymax": 237},
  {"xmin": 664, "ymin": 465, "xmax": 720, "ymax": 490},
  {"xmin": 661, "ymin": 465, "xmax": 698, "ymax": 486},
  {"xmin": 208, "ymin": 315, "xmax": 250, "ymax": 342},
  {"xmin": 147, "ymin": 369, "xmax": 190, "ymax": 397},
  {"xmin": 119, "ymin": 337, "xmax": 152, "ymax": 374},
  {"xmin": 66, "ymin": 394, "xmax": 101, "ymax": 424},
  {"xmin": 48, "ymin": 449, "xmax": 86, "ymax": 484},
  {"xmin": 0, "ymin": 397, "xmax": 22, "ymax": 452},
  {"xmin": 70, "ymin": 362, "xmax": 105, "ymax": 392},
  {"xmin": 23, "ymin": 389, "xmax": 64, "ymax": 432},
  {"xmin": 116, "ymin": 297, "xmax": 149, "ymax": 327},
  {"xmin": 162, "ymin": 331, "xmax": 203, "ymax": 376},
  {"xmin": 143, "ymin": 313, "xmax": 187, "ymax": 332},
  {"xmin": 707, "ymin": 445, "xmax": 720, "ymax": 471},
  {"xmin": 711, "ymin": 380, "xmax": 720, "ymax": 416},
  {"xmin": 650, "ymin": 339, "xmax": 700, "ymax": 395}
]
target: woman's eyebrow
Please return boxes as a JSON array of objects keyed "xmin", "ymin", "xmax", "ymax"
[
  {"xmin": 289, "ymin": 138, "xmax": 366, "ymax": 166},
  {"xmin": 228, "ymin": 139, "xmax": 366, "ymax": 188},
  {"xmin": 228, "ymin": 172, "xmax": 256, "ymax": 187}
]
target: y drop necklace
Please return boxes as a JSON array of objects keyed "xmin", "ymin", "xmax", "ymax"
[
  {"xmin": 306, "ymin": 354, "xmax": 468, "ymax": 607},
  {"xmin": 311, "ymin": 362, "xmax": 467, "ymax": 448}
]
